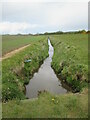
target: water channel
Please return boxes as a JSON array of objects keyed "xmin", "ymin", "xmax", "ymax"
[{"xmin": 26, "ymin": 39, "xmax": 69, "ymax": 98}]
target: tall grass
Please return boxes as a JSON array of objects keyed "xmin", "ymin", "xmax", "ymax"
[{"xmin": 2, "ymin": 91, "xmax": 88, "ymax": 118}]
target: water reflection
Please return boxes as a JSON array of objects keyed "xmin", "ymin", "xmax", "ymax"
[{"xmin": 26, "ymin": 39, "xmax": 68, "ymax": 99}]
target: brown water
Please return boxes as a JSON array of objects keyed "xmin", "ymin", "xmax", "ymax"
[{"xmin": 26, "ymin": 39, "xmax": 69, "ymax": 99}]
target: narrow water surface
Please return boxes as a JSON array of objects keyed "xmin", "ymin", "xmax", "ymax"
[{"xmin": 26, "ymin": 39, "xmax": 68, "ymax": 98}]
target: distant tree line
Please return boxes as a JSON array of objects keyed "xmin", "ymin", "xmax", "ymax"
[
  {"xmin": 38, "ymin": 30, "xmax": 90, "ymax": 35},
  {"xmin": 4, "ymin": 30, "xmax": 90, "ymax": 36}
]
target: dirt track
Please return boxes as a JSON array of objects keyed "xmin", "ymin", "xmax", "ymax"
[{"xmin": 1, "ymin": 44, "xmax": 30, "ymax": 60}]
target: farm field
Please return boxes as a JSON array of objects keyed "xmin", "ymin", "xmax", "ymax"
[
  {"xmin": 2, "ymin": 34, "xmax": 88, "ymax": 118},
  {"xmin": 2, "ymin": 35, "xmax": 46, "ymax": 56}
]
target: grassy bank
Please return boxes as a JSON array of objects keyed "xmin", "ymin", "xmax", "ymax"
[
  {"xmin": 50, "ymin": 34, "xmax": 88, "ymax": 92},
  {"xmin": 2, "ymin": 90, "xmax": 88, "ymax": 118},
  {"xmin": 2, "ymin": 36, "xmax": 48, "ymax": 101}
]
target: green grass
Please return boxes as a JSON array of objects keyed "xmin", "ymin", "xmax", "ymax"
[
  {"xmin": 2, "ymin": 91, "xmax": 88, "ymax": 118},
  {"xmin": 2, "ymin": 35, "xmax": 45, "ymax": 55},
  {"xmin": 50, "ymin": 34, "xmax": 88, "ymax": 92},
  {"xmin": 2, "ymin": 35, "xmax": 48, "ymax": 101}
]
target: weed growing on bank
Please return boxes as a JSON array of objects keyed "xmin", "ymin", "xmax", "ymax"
[
  {"xmin": 50, "ymin": 34, "xmax": 88, "ymax": 92},
  {"xmin": 2, "ymin": 36, "xmax": 48, "ymax": 102}
]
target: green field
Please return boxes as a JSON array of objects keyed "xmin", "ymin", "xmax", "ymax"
[
  {"xmin": 2, "ymin": 35, "xmax": 46, "ymax": 55},
  {"xmin": 2, "ymin": 34, "xmax": 88, "ymax": 118}
]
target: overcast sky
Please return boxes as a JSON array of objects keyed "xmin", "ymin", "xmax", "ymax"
[{"xmin": 0, "ymin": 0, "xmax": 89, "ymax": 34}]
